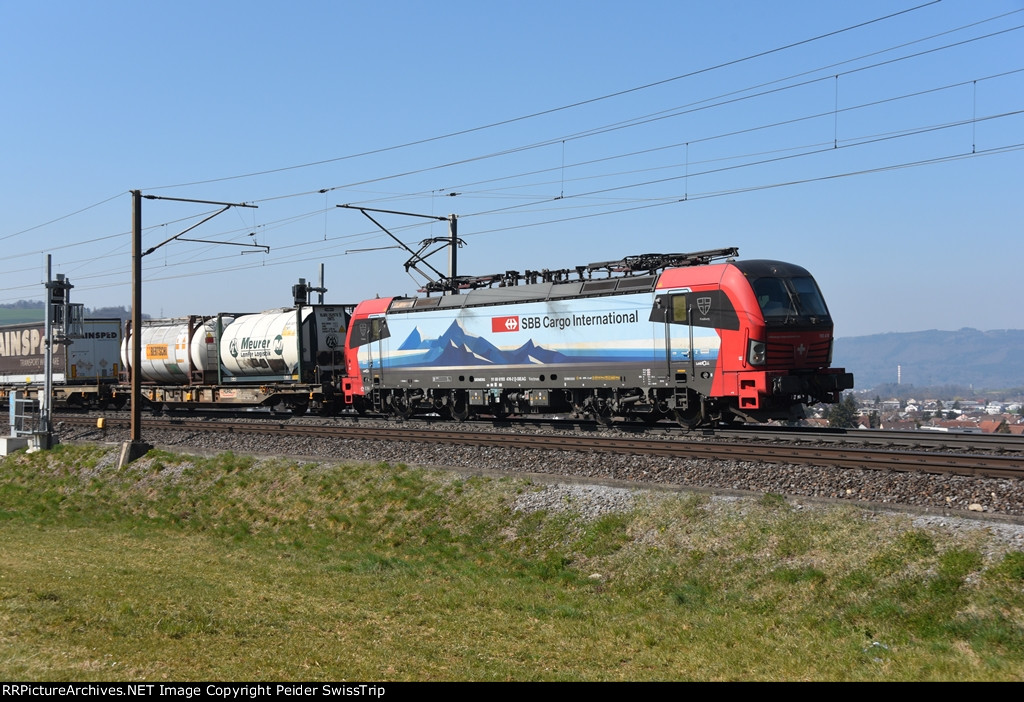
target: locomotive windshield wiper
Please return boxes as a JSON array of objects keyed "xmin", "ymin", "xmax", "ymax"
[{"xmin": 783, "ymin": 281, "xmax": 805, "ymax": 324}]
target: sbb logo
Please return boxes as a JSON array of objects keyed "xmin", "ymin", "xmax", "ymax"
[{"xmin": 491, "ymin": 315, "xmax": 520, "ymax": 333}]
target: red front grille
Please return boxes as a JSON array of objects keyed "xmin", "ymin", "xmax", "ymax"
[{"xmin": 765, "ymin": 334, "xmax": 831, "ymax": 370}]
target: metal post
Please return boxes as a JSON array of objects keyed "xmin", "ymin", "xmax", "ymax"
[
  {"xmin": 448, "ymin": 214, "xmax": 458, "ymax": 293},
  {"xmin": 9, "ymin": 390, "xmax": 17, "ymax": 437},
  {"xmin": 118, "ymin": 191, "xmax": 254, "ymax": 468},
  {"xmin": 319, "ymin": 263, "xmax": 325, "ymax": 304},
  {"xmin": 118, "ymin": 190, "xmax": 151, "ymax": 469},
  {"xmin": 131, "ymin": 190, "xmax": 142, "ymax": 444},
  {"xmin": 41, "ymin": 257, "xmax": 53, "ymax": 439}
]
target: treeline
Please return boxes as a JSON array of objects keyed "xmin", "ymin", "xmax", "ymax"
[{"xmin": 88, "ymin": 306, "xmax": 136, "ymax": 322}]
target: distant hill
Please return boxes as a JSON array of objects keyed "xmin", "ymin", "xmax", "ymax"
[
  {"xmin": 0, "ymin": 302, "xmax": 44, "ymax": 325},
  {"xmin": 834, "ymin": 329, "xmax": 1024, "ymax": 391}
]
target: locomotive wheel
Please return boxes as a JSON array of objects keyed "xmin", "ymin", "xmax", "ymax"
[
  {"xmin": 488, "ymin": 404, "xmax": 510, "ymax": 420},
  {"xmin": 673, "ymin": 407, "xmax": 702, "ymax": 431},
  {"xmin": 449, "ymin": 393, "xmax": 470, "ymax": 422},
  {"xmin": 390, "ymin": 394, "xmax": 414, "ymax": 420},
  {"xmin": 592, "ymin": 405, "xmax": 614, "ymax": 427},
  {"xmin": 642, "ymin": 410, "xmax": 667, "ymax": 425}
]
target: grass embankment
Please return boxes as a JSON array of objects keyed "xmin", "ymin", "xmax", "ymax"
[{"xmin": 1, "ymin": 444, "xmax": 1022, "ymax": 681}]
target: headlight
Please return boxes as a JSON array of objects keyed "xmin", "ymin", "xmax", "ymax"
[{"xmin": 748, "ymin": 339, "xmax": 766, "ymax": 366}]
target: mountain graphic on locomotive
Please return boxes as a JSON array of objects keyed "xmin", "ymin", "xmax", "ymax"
[{"xmin": 344, "ymin": 248, "xmax": 853, "ymax": 427}]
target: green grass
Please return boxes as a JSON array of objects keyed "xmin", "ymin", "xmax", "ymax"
[{"xmin": 1, "ymin": 443, "xmax": 1022, "ymax": 681}]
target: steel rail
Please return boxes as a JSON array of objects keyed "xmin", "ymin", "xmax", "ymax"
[{"xmin": 61, "ymin": 415, "xmax": 1024, "ymax": 480}]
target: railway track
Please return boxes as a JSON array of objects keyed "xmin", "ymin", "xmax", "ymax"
[
  {"xmin": 57, "ymin": 407, "xmax": 1024, "ymax": 453},
  {"xmin": 58, "ymin": 414, "xmax": 1024, "ymax": 481}
]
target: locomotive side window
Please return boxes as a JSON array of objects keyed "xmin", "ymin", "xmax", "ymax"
[
  {"xmin": 650, "ymin": 294, "xmax": 687, "ymax": 323},
  {"xmin": 671, "ymin": 295, "xmax": 688, "ymax": 323},
  {"xmin": 650, "ymin": 292, "xmax": 739, "ymax": 329}
]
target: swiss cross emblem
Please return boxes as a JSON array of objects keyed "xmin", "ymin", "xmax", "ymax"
[{"xmin": 492, "ymin": 315, "xmax": 520, "ymax": 332}]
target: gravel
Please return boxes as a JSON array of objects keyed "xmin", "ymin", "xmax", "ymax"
[{"xmin": 56, "ymin": 417, "xmax": 1024, "ymax": 552}]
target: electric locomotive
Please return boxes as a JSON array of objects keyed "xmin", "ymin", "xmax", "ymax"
[{"xmin": 343, "ymin": 247, "xmax": 853, "ymax": 427}]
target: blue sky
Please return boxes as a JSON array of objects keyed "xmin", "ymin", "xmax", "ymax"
[{"xmin": 1, "ymin": 0, "xmax": 1021, "ymax": 337}]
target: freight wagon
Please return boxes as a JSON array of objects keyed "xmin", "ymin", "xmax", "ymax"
[
  {"xmin": 0, "ymin": 318, "xmax": 122, "ymax": 408},
  {"xmin": 121, "ymin": 305, "xmax": 353, "ymax": 414}
]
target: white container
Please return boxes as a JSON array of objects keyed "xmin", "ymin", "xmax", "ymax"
[
  {"xmin": 122, "ymin": 317, "xmax": 231, "ymax": 383},
  {"xmin": 219, "ymin": 308, "xmax": 313, "ymax": 378}
]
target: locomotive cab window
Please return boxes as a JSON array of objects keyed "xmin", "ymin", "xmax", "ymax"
[
  {"xmin": 348, "ymin": 317, "xmax": 391, "ymax": 349},
  {"xmin": 789, "ymin": 276, "xmax": 829, "ymax": 317},
  {"xmin": 750, "ymin": 276, "xmax": 830, "ymax": 323}
]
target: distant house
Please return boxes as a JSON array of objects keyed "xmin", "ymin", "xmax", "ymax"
[
  {"xmin": 933, "ymin": 419, "xmax": 983, "ymax": 432},
  {"xmin": 979, "ymin": 418, "xmax": 1010, "ymax": 434},
  {"xmin": 882, "ymin": 419, "xmax": 919, "ymax": 431}
]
